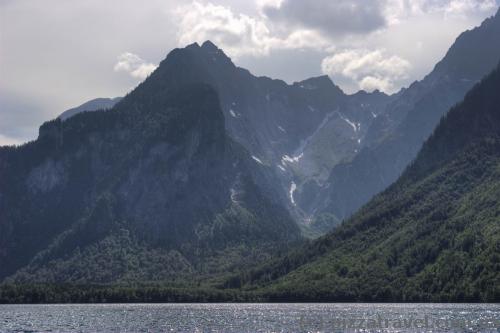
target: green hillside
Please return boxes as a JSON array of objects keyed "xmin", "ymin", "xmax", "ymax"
[{"xmin": 234, "ymin": 65, "xmax": 500, "ymax": 302}]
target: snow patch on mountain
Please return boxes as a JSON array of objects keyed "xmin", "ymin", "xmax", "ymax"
[
  {"xmin": 230, "ymin": 188, "xmax": 239, "ymax": 204},
  {"xmin": 289, "ymin": 181, "xmax": 297, "ymax": 205},
  {"xmin": 252, "ymin": 156, "xmax": 263, "ymax": 164},
  {"xmin": 339, "ymin": 114, "xmax": 359, "ymax": 132},
  {"xmin": 282, "ymin": 153, "xmax": 303, "ymax": 164}
]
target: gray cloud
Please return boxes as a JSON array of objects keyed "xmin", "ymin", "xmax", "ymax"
[{"xmin": 263, "ymin": 0, "xmax": 388, "ymax": 36}]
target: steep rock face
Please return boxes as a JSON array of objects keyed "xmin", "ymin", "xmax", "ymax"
[
  {"xmin": 145, "ymin": 41, "xmax": 393, "ymax": 230},
  {"xmin": 242, "ymin": 64, "xmax": 500, "ymax": 302},
  {"xmin": 158, "ymin": 42, "xmax": 345, "ymax": 162},
  {"xmin": 314, "ymin": 9, "xmax": 500, "ymax": 221},
  {"xmin": 0, "ymin": 81, "xmax": 300, "ymax": 283}
]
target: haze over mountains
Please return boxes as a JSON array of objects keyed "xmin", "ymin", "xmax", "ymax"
[{"xmin": 0, "ymin": 8, "xmax": 499, "ymax": 297}]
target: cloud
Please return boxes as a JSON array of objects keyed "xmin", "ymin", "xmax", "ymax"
[
  {"xmin": 321, "ymin": 49, "xmax": 411, "ymax": 93},
  {"xmin": 385, "ymin": 0, "xmax": 498, "ymax": 23},
  {"xmin": 175, "ymin": 1, "xmax": 273, "ymax": 57},
  {"xmin": 359, "ymin": 76, "xmax": 393, "ymax": 92},
  {"xmin": 442, "ymin": 0, "xmax": 497, "ymax": 17},
  {"xmin": 114, "ymin": 52, "xmax": 158, "ymax": 79},
  {"xmin": 262, "ymin": 0, "xmax": 388, "ymax": 36},
  {"xmin": 174, "ymin": 0, "xmax": 499, "ymax": 62},
  {"xmin": 175, "ymin": 1, "xmax": 331, "ymax": 57}
]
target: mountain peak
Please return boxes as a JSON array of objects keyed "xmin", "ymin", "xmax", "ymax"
[
  {"xmin": 201, "ymin": 40, "xmax": 219, "ymax": 52},
  {"xmin": 295, "ymin": 75, "xmax": 344, "ymax": 95},
  {"xmin": 352, "ymin": 89, "xmax": 387, "ymax": 97},
  {"xmin": 185, "ymin": 42, "xmax": 201, "ymax": 50},
  {"xmin": 174, "ymin": 40, "xmax": 232, "ymax": 65},
  {"xmin": 199, "ymin": 40, "xmax": 232, "ymax": 64}
]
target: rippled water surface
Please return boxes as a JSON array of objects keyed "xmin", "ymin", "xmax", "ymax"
[{"xmin": 0, "ymin": 303, "xmax": 499, "ymax": 332}]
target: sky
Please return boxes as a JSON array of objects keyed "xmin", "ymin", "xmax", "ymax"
[{"xmin": 0, "ymin": 0, "xmax": 499, "ymax": 145}]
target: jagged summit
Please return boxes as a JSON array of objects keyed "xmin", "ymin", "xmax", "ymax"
[
  {"xmin": 183, "ymin": 40, "xmax": 224, "ymax": 53},
  {"xmin": 201, "ymin": 40, "xmax": 219, "ymax": 51},
  {"xmin": 350, "ymin": 89, "xmax": 387, "ymax": 98},
  {"xmin": 294, "ymin": 75, "xmax": 343, "ymax": 94},
  {"xmin": 172, "ymin": 41, "xmax": 346, "ymax": 93},
  {"xmin": 160, "ymin": 40, "xmax": 235, "ymax": 77}
]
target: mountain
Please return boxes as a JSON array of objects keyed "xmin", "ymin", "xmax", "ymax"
[
  {"xmin": 312, "ymin": 9, "xmax": 500, "ymax": 222},
  {"xmin": 3, "ymin": 11, "xmax": 499, "ymax": 288},
  {"xmin": 142, "ymin": 40, "xmax": 395, "ymax": 232},
  {"xmin": 238, "ymin": 63, "xmax": 500, "ymax": 302},
  {"xmin": 0, "ymin": 39, "xmax": 393, "ymax": 283},
  {"xmin": 58, "ymin": 97, "xmax": 122, "ymax": 120},
  {"xmin": 0, "ymin": 72, "xmax": 301, "ymax": 283},
  {"xmin": 88, "ymin": 13, "xmax": 500, "ymax": 234}
]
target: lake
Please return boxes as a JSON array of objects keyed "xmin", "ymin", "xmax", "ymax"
[{"xmin": 0, "ymin": 303, "xmax": 499, "ymax": 332}]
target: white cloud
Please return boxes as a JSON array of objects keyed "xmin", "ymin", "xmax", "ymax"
[
  {"xmin": 175, "ymin": 1, "xmax": 273, "ymax": 57},
  {"xmin": 321, "ymin": 49, "xmax": 411, "ymax": 93},
  {"xmin": 175, "ymin": 1, "xmax": 330, "ymax": 57},
  {"xmin": 359, "ymin": 76, "xmax": 393, "ymax": 92},
  {"xmin": 174, "ymin": 0, "xmax": 499, "ymax": 61},
  {"xmin": 114, "ymin": 52, "xmax": 157, "ymax": 79}
]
